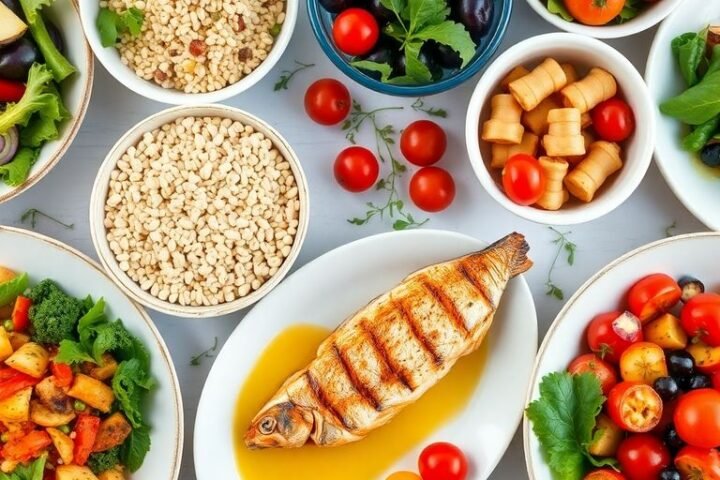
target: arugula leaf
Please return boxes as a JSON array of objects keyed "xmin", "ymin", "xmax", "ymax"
[
  {"xmin": 0, "ymin": 148, "xmax": 37, "ymax": 187},
  {"xmin": 526, "ymin": 372, "xmax": 607, "ymax": 480},
  {"xmin": 112, "ymin": 358, "xmax": 153, "ymax": 428},
  {"xmin": 0, "ymin": 454, "xmax": 47, "ymax": 480},
  {"xmin": 412, "ymin": 20, "xmax": 476, "ymax": 66},
  {"xmin": 547, "ymin": 0, "xmax": 573, "ymax": 21},
  {"xmin": 121, "ymin": 423, "xmax": 151, "ymax": 472},
  {"xmin": 55, "ymin": 339, "xmax": 95, "ymax": 365},
  {"xmin": 660, "ymin": 70, "xmax": 720, "ymax": 125},
  {"xmin": 18, "ymin": 0, "xmax": 76, "ymax": 82},
  {"xmin": 671, "ymin": 32, "xmax": 706, "ymax": 87},
  {"xmin": 97, "ymin": 7, "xmax": 145, "ymax": 47},
  {"xmin": 0, "ymin": 273, "xmax": 28, "ymax": 307}
]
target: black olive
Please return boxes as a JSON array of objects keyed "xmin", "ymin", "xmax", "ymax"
[
  {"xmin": 318, "ymin": 0, "xmax": 354, "ymax": 14},
  {"xmin": 1, "ymin": 0, "xmax": 23, "ymax": 19},
  {"xmin": 451, "ymin": 0, "xmax": 493, "ymax": 40},
  {"xmin": 425, "ymin": 40, "xmax": 463, "ymax": 70},
  {"xmin": 678, "ymin": 275, "xmax": 705, "ymax": 303},
  {"xmin": 365, "ymin": 0, "xmax": 394, "ymax": 24},
  {"xmin": 667, "ymin": 350, "xmax": 695, "ymax": 379},
  {"xmin": 701, "ymin": 143, "xmax": 720, "ymax": 168},
  {"xmin": 663, "ymin": 425, "xmax": 685, "ymax": 452},
  {"xmin": 659, "ymin": 468, "xmax": 681, "ymax": 480},
  {"xmin": 654, "ymin": 376, "xmax": 680, "ymax": 401},
  {"xmin": 0, "ymin": 37, "xmax": 41, "ymax": 81},
  {"xmin": 681, "ymin": 373, "xmax": 712, "ymax": 390}
]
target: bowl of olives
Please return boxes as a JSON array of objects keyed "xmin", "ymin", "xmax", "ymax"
[{"xmin": 307, "ymin": 0, "xmax": 513, "ymax": 96}]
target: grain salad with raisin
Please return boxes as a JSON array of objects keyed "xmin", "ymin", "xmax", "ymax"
[{"xmin": 97, "ymin": 0, "xmax": 286, "ymax": 93}]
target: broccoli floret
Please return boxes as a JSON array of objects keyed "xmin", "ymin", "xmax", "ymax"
[
  {"xmin": 88, "ymin": 447, "xmax": 121, "ymax": 474},
  {"xmin": 28, "ymin": 279, "xmax": 89, "ymax": 344}
]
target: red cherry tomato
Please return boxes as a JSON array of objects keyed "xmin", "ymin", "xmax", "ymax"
[
  {"xmin": 568, "ymin": 354, "xmax": 618, "ymax": 395},
  {"xmin": 681, "ymin": 293, "xmax": 720, "ymax": 347},
  {"xmin": 616, "ymin": 434, "xmax": 670, "ymax": 480},
  {"xmin": 584, "ymin": 469, "xmax": 626, "ymax": 480},
  {"xmin": 591, "ymin": 98, "xmax": 636, "ymax": 142},
  {"xmin": 409, "ymin": 167, "xmax": 456, "ymax": 212},
  {"xmin": 418, "ymin": 442, "xmax": 468, "ymax": 480},
  {"xmin": 712, "ymin": 371, "xmax": 720, "ymax": 391},
  {"xmin": 334, "ymin": 146, "xmax": 379, "ymax": 192},
  {"xmin": 0, "ymin": 79, "xmax": 25, "ymax": 103},
  {"xmin": 501, "ymin": 154, "xmax": 546, "ymax": 206},
  {"xmin": 607, "ymin": 382, "xmax": 663, "ymax": 432},
  {"xmin": 675, "ymin": 446, "xmax": 720, "ymax": 480},
  {"xmin": 586, "ymin": 311, "xmax": 643, "ymax": 364},
  {"xmin": 674, "ymin": 389, "xmax": 720, "ymax": 448},
  {"xmin": 400, "ymin": 120, "xmax": 447, "ymax": 166},
  {"xmin": 332, "ymin": 8, "xmax": 379, "ymax": 56},
  {"xmin": 304, "ymin": 79, "xmax": 351, "ymax": 125},
  {"xmin": 627, "ymin": 274, "xmax": 681, "ymax": 324}
]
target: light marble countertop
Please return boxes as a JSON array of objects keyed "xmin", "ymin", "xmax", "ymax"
[{"xmin": 0, "ymin": 1, "xmax": 705, "ymax": 478}]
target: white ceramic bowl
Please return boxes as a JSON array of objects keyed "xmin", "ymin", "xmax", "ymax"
[
  {"xmin": 78, "ymin": 0, "xmax": 297, "ymax": 105},
  {"xmin": 0, "ymin": 225, "xmax": 183, "ymax": 479},
  {"xmin": 646, "ymin": 0, "xmax": 720, "ymax": 231},
  {"xmin": 524, "ymin": 232, "xmax": 720, "ymax": 479},
  {"xmin": 89, "ymin": 104, "xmax": 310, "ymax": 318},
  {"xmin": 465, "ymin": 33, "xmax": 655, "ymax": 226},
  {"xmin": 0, "ymin": 0, "xmax": 94, "ymax": 205},
  {"xmin": 525, "ymin": 0, "xmax": 685, "ymax": 39}
]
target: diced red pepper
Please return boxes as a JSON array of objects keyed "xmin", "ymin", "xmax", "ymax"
[
  {"xmin": 11, "ymin": 296, "xmax": 31, "ymax": 332},
  {"xmin": 0, "ymin": 79, "xmax": 25, "ymax": 103},
  {"xmin": 50, "ymin": 362, "xmax": 73, "ymax": 388},
  {"xmin": 1, "ymin": 430, "xmax": 51, "ymax": 462},
  {"xmin": 0, "ymin": 368, "xmax": 38, "ymax": 401},
  {"xmin": 72, "ymin": 414, "xmax": 101, "ymax": 466}
]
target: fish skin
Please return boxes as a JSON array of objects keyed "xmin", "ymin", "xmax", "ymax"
[{"xmin": 245, "ymin": 232, "xmax": 532, "ymax": 449}]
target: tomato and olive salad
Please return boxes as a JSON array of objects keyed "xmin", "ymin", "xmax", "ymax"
[
  {"xmin": 528, "ymin": 273, "xmax": 720, "ymax": 480},
  {"xmin": 0, "ymin": 266, "xmax": 154, "ymax": 479},
  {"xmin": 545, "ymin": 0, "xmax": 659, "ymax": 27},
  {"xmin": 0, "ymin": 0, "xmax": 76, "ymax": 188},
  {"xmin": 660, "ymin": 25, "xmax": 720, "ymax": 169}
]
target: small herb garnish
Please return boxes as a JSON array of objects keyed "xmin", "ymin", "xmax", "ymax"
[
  {"xmin": 411, "ymin": 98, "xmax": 447, "ymax": 118},
  {"xmin": 97, "ymin": 7, "xmax": 144, "ymax": 48},
  {"xmin": 342, "ymin": 101, "xmax": 428, "ymax": 230},
  {"xmin": 546, "ymin": 227, "xmax": 576, "ymax": 300},
  {"xmin": 190, "ymin": 337, "xmax": 218, "ymax": 366},
  {"xmin": 20, "ymin": 208, "xmax": 74, "ymax": 230},
  {"xmin": 665, "ymin": 220, "xmax": 678, "ymax": 238},
  {"xmin": 273, "ymin": 61, "xmax": 315, "ymax": 91}
]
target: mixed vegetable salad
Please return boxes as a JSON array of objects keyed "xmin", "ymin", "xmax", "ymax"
[
  {"xmin": 0, "ymin": 266, "xmax": 153, "ymax": 479},
  {"xmin": 660, "ymin": 25, "xmax": 720, "ymax": 168},
  {"xmin": 546, "ymin": 0, "xmax": 657, "ymax": 27},
  {"xmin": 528, "ymin": 272, "xmax": 720, "ymax": 480},
  {"xmin": 0, "ymin": 0, "xmax": 76, "ymax": 188}
]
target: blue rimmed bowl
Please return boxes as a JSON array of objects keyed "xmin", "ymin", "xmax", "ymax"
[{"xmin": 307, "ymin": 0, "xmax": 513, "ymax": 96}]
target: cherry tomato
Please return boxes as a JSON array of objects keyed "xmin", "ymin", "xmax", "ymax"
[
  {"xmin": 418, "ymin": 442, "xmax": 468, "ymax": 480},
  {"xmin": 0, "ymin": 79, "xmax": 25, "ymax": 103},
  {"xmin": 587, "ymin": 311, "xmax": 643, "ymax": 364},
  {"xmin": 386, "ymin": 473, "xmax": 422, "ymax": 480},
  {"xmin": 681, "ymin": 293, "xmax": 720, "ymax": 347},
  {"xmin": 400, "ymin": 120, "xmax": 447, "ymax": 166},
  {"xmin": 304, "ymin": 79, "xmax": 351, "ymax": 126},
  {"xmin": 564, "ymin": 0, "xmax": 625, "ymax": 26},
  {"xmin": 334, "ymin": 146, "xmax": 379, "ymax": 192},
  {"xmin": 617, "ymin": 434, "xmax": 671, "ymax": 480},
  {"xmin": 675, "ymin": 446, "xmax": 720, "ymax": 480},
  {"xmin": 584, "ymin": 469, "xmax": 626, "ymax": 480},
  {"xmin": 674, "ymin": 389, "xmax": 720, "ymax": 448},
  {"xmin": 332, "ymin": 8, "xmax": 379, "ymax": 56},
  {"xmin": 627, "ymin": 274, "xmax": 682, "ymax": 324},
  {"xmin": 501, "ymin": 154, "xmax": 546, "ymax": 206},
  {"xmin": 568, "ymin": 354, "xmax": 618, "ymax": 395},
  {"xmin": 409, "ymin": 167, "xmax": 456, "ymax": 212},
  {"xmin": 607, "ymin": 382, "xmax": 663, "ymax": 432},
  {"xmin": 591, "ymin": 98, "xmax": 636, "ymax": 142},
  {"xmin": 619, "ymin": 342, "xmax": 668, "ymax": 385},
  {"xmin": 712, "ymin": 371, "xmax": 720, "ymax": 391}
]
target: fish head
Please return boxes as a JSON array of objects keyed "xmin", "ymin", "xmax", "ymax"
[{"xmin": 244, "ymin": 401, "xmax": 314, "ymax": 449}]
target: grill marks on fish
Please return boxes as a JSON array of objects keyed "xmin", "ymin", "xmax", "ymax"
[
  {"xmin": 458, "ymin": 261, "xmax": 495, "ymax": 310},
  {"xmin": 305, "ymin": 370, "xmax": 354, "ymax": 431},
  {"xmin": 332, "ymin": 344, "xmax": 382, "ymax": 411},
  {"xmin": 420, "ymin": 277, "xmax": 469, "ymax": 341},
  {"xmin": 361, "ymin": 318, "xmax": 415, "ymax": 392},
  {"xmin": 393, "ymin": 296, "xmax": 444, "ymax": 367}
]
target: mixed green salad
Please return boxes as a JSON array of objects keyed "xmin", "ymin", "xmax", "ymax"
[{"xmin": 0, "ymin": 0, "xmax": 76, "ymax": 188}]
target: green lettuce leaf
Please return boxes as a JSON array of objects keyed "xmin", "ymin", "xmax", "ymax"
[
  {"xmin": 0, "ymin": 64, "xmax": 54, "ymax": 134},
  {"xmin": 0, "ymin": 454, "xmax": 46, "ymax": 480},
  {"xmin": 0, "ymin": 148, "xmax": 38, "ymax": 187},
  {"xmin": 121, "ymin": 423, "xmax": 151, "ymax": 472},
  {"xmin": 547, "ymin": 0, "xmax": 573, "ymax": 21},
  {"xmin": 18, "ymin": 0, "xmax": 76, "ymax": 82},
  {"xmin": 55, "ymin": 339, "xmax": 95, "ymax": 365},
  {"xmin": 112, "ymin": 358, "xmax": 153, "ymax": 428},
  {"xmin": 0, "ymin": 272, "xmax": 28, "ymax": 307}
]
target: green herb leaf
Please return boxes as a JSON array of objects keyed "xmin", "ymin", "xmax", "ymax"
[
  {"xmin": 0, "ymin": 453, "xmax": 47, "ymax": 480},
  {"xmin": 273, "ymin": 61, "xmax": 315, "ymax": 91},
  {"xmin": 190, "ymin": 337, "xmax": 219, "ymax": 366},
  {"xmin": 671, "ymin": 32, "xmax": 706, "ymax": 87},
  {"xmin": 707, "ymin": 45, "xmax": 720, "ymax": 79},
  {"xmin": 408, "ymin": 0, "xmax": 448, "ymax": 33},
  {"xmin": 351, "ymin": 60, "xmax": 394, "ymax": 82},
  {"xmin": 55, "ymin": 340, "xmax": 95, "ymax": 365},
  {"xmin": 618, "ymin": 0, "xmax": 643, "ymax": 22},
  {"xmin": 412, "ymin": 20, "xmax": 476, "ymax": 67},
  {"xmin": 660, "ymin": 70, "xmax": 720, "ymax": 125},
  {"xmin": 97, "ymin": 7, "xmax": 145, "ymax": 47},
  {"xmin": 380, "ymin": 0, "xmax": 408, "ymax": 20},
  {"xmin": 411, "ymin": 98, "xmax": 447, "ymax": 117},
  {"xmin": 0, "ymin": 272, "xmax": 28, "ymax": 307},
  {"xmin": 404, "ymin": 41, "xmax": 433, "ymax": 83},
  {"xmin": 113, "ymin": 358, "xmax": 153, "ymax": 429},
  {"xmin": 20, "ymin": 208, "xmax": 74, "ymax": 230},
  {"xmin": 121, "ymin": 423, "xmax": 151, "ymax": 472},
  {"xmin": 546, "ymin": 0, "xmax": 573, "ymax": 22}
]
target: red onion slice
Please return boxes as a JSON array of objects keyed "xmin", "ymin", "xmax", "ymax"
[{"xmin": 0, "ymin": 127, "xmax": 19, "ymax": 166}]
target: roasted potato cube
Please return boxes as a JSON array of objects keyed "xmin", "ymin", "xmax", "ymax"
[
  {"xmin": 56, "ymin": 465, "xmax": 100, "ymax": 480},
  {"xmin": 0, "ymin": 327, "xmax": 13, "ymax": 362},
  {"xmin": 35, "ymin": 376, "xmax": 73, "ymax": 414},
  {"xmin": 5, "ymin": 342, "xmax": 49, "ymax": 378},
  {"xmin": 30, "ymin": 400, "xmax": 76, "ymax": 427},
  {"xmin": 67, "ymin": 374, "xmax": 115, "ymax": 413},
  {"xmin": 644, "ymin": 313, "xmax": 688, "ymax": 350},
  {"xmin": 0, "ymin": 386, "xmax": 31, "ymax": 422},
  {"xmin": 98, "ymin": 468, "xmax": 125, "ymax": 480},
  {"xmin": 90, "ymin": 355, "xmax": 118, "ymax": 382},
  {"xmin": 47, "ymin": 427, "xmax": 74, "ymax": 465},
  {"xmin": 93, "ymin": 412, "xmax": 132, "ymax": 452},
  {"xmin": 8, "ymin": 332, "xmax": 29, "ymax": 351}
]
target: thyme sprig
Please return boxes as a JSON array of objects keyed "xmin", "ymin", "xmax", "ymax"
[
  {"xmin": 546, "ymin": 227, "xmax": 577, "ymax": 300},
  {"xmin": 20, "ymin": 209, "xmax": 74, "ymax": 230},
  {"xmin": 665, "ymin": 220, "xmax": 678, "ymax": 238},
  {"xmin": 190, "ymin": 337, "xmax": 219, "ymax": 366},
  {"xmin": 411, "ymin": 98, "xmax": 447, "ymax": 118},
  {"xmin": 273, "ymin": 61, "xmax": 315, "ymax": 91}
]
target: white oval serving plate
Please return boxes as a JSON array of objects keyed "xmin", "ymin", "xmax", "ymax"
[{"xmin": 195, "ymin": 229, "xmax": 537, "ymax": 480}]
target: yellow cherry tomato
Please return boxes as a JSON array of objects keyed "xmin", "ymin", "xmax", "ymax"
[{"xmin": 386, "ymin": 472, "xmax": 422, "ymax": 480}]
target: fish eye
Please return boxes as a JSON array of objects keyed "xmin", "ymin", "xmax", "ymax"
[{"xmin": 259, "ymin": 416, "xmax": 277, "ymax": 434}]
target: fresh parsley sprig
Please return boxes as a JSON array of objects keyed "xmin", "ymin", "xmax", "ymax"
[
  {"xmin": 546, "ymin": 227, "xmax": 576, "ymax": 300},
  {"xmin": 97, "ymin": 7, "xmax": 144, "ymax": 48},
  {"xmin": 411, "ymin": 98, "xmax": 447, "ymax": 118},
  {"xmin": 20, "ymin": 208, "xmax": 74, "ymax": 230},
  {"xmin": 273, "ymin": 61, "xmax": 315, "ymax": 91},
  {"xmin": 190, "ymin": 337, "xmax": 219, "ymax": 366}
]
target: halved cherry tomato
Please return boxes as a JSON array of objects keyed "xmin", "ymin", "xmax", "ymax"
[
  {"xmin": 409, "ymin": 167, "xmax": 455, "ymax": 212},
  {"xmin": 591, "ymin": 98, "xmax": 635, "ymax": 142},
  {"xmin": 681, "ymin": 293, "xmax": 720, "ymax": 347},
  {"xmin": 501, "ymin": 154, "xmax": 546, "ymax": 206},
  {"xmin": 675, "ymin": 446, "xmax": 720, "ymax": 480},
  {"xmin": 400, "ymin": 120, "xmax": 447, "ymax": 166},
  {"xmin": 73, "ymin": 414, "xmax": 101, "ymax": 466},
  {"xmin": 568, "ymin": 354, "xmax": 618, "ymax": 395},
  {"xmin": 11, "ymin": 296, "xmax": 31, "ymax": 332},
  {"xmin": 564, "ymin": 0, "xmax": 625, "ymax": 26},
  {"xmin": 584, "ymin": 469, "xmax": 626, "ymax": 480},
  {"xmin": 617, "ymin": 434, "xmax": 671, "ymax": 480},
  {"xmin": 332, "ymin": 8, "xmax": 379, "ymax": 56},
  {"xmin": 304, "ymin": 79, "xmax": 351, "ymax": 126},
  {"xmin": 674, "ymin": 389, "xmax": 720, "ymax": 448},
  {"xmin": 334, "ymin": 146, "xmax": 379, "ymax": 192},
  {"xmin": 1, "ymin": 430, "xmax": 52, "ymax": 462},
  {"xmin": 607, "ymin": 382, "xmax": 663, "ymax": 432},
  {"xmin": 0, "ymin": 367, "xmax": 39, "ymax": 401},
  {"xmin": 687, "ymin": 341, "xmax": 720, "ymax": 373},
  {"xmin": 627, "ymin": 274, "xmax": 681, "ymax": 324},
  {"xmin": 587, "ymin": 311, "xmax": 643, "ymax": 364},
  {"xmin": 386, "ymin": 473, "xmax": 422, "ymax": 480},
  {"xmin": 619, "ymin": 342, "xmax": 668, "ymax": 385},
  {"xmin": 418, "ymin": 442, "xmax": 468, "ymax": 480},
  {"xmin": 712, "ymin": 371, "xmax": 720, "ymax": 391},
  {"xmin": 50, "ymin": 362, "xmax": 74, "ymax": 388},
  {"xmin": 0, "ymin": 79, "xmax": 26, "ymax": 103}
]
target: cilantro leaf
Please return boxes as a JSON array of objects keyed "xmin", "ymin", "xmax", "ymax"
[
  {"xmin": 55, "ymin": 340, "xmax": 95, "ymax": 365},
  {"xmin": 412, "ymin": 20, "xmax": 476, "ymax": 66},
  {"xmin": 526, "ymin": 372, "xmax": 606, "ymax": 480},
  {"xmin": 0, "ymin": 148, "xmax": 37, "ymax": 187},
  {"xmin": 97, "ymin": 7, "xmax": 145, "ymax": 47},
  {"xmin": 0, "ymin": 272, "xmax": 28, "ymax": 307},
  {"xmin": 121, "ymin": 423, "xmax": 151, "ymax": 472},
  {"xmin": 547, "ymin": 0, "xmax": 573, "ymax": 21}
]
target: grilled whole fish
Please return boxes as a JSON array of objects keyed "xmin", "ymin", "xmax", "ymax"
[{"xmin": 245, "ymin": 232, "xmax": 532, "ymax": 449}]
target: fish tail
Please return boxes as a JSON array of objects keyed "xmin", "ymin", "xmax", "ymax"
[{"xmin": 490, "ymin": 232, "xmax": 533, "ymax": 277}]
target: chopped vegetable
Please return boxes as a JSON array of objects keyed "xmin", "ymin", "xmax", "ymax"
[
  {"xmin": 0, "ymin": 453, "xmax": 46, "ymax": 480},
  {"xmin": 0, "ymin": 2, "xmax": 27, "ymax": 46},
  {"xmin": 96, "ymin": 7, "xmax": 144, "ymax": 48},
  {"xmin": 0, "ymin": 273, "xmax": 28, "ymax": 307},
  {"xmin": 1, "ymin": 429, "xmax": 51, "ymax": 462},
  {"xmin": 27, "ymin": 279, "xmax": 91, "ymax": 345},
  {"xmin": 87, "ymin": 447, "xmax": 120, "ymax": 475},
  {"xmin": 5, "ymin": 342, "xmax": 49, "ymax": 378},
  {"xmin": 678, "ymin": 276, "xmax": 705, "ymax": 303},
  {"xmin": 11, "ymin": 295, "xmax": 31, "ymax": 332},
  {"xmin": 661, "ymin": 68, "xmax": 720, "ymax": 125},
  {"xmin": 0, "ymin": 79, "xmax": 26, "ymax": 103},
  {"xmin": 73, "ymin": 415, "xmax": 101, "ymax": 466}
]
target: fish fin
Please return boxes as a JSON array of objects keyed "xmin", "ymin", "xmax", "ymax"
[{"xmin": 492, "ymin": 232, "xmax": 533, "ymax": 277}]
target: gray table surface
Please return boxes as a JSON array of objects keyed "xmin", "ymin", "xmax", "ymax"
[{"xmin": 0, "ymin": 1, "xmax": 705, "ymax": 478}]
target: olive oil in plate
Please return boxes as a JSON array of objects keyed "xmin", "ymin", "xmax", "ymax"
[{"xmin": 233, "ymin": 324, "xmax": 488, "ymax": 480}]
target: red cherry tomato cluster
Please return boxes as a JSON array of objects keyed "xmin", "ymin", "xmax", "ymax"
[
  {"xmin": 567, "ymin": 273, "xmax": 720, "ymax": 480},
  {"xmin": 386, "ymin": 442, "xmax": 468, "ymax": 480}
]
